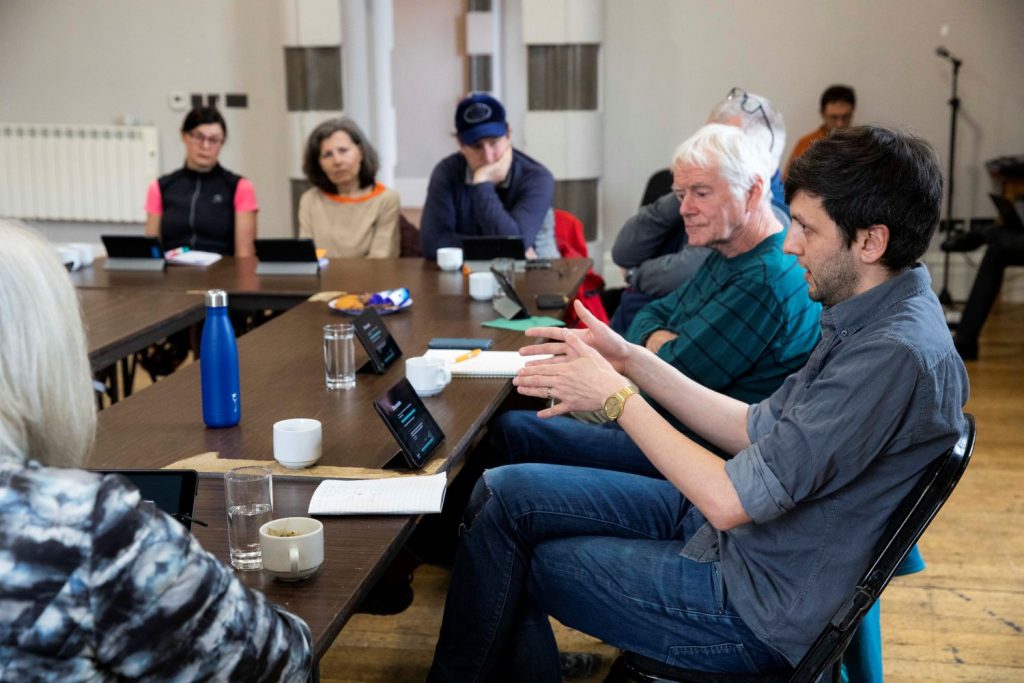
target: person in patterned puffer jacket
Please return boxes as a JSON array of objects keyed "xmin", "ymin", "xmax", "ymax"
[{"xmin": 0, "ymin": 219, "xmax": 312, "ymax": 682}]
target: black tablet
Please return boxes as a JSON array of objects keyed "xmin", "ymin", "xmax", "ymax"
[
  {"xmin": 462, "ymin": 235, "xmax": 526, "ymax": 261},
  {"xmin": 101, "ymin": 235, "xmax": 164, "ymax": 259},
  {"xmin": 490, "ymin": 265, "xmax": 531, "ymax": 320},
  {"xmin": 373, "ymin": 378, "xmax": 445, "ymax": 469},
  {"xmin": 96, "ymin": 469, "xmax": 199, "ymax": 529},
  {"xmin": 253, "ymin": 238, "xmax": 318, "ymax": 262},
  {"xmin": 352, "ymin": 307, "xmax": 403, "ymax": 373}
]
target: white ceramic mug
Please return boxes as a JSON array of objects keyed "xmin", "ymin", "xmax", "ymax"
[
  {"xmin": 469, "ymin": 271, "xmax": 497, "ymax": 301},
  {"xmin": 272, "ymin": 418, "xmax": 322, "ymax": 469},
  {"xmin": 259, "ymin": 517, "xmax": 324, "ymax": 581},
  {"xmin": 406, "ymin": 356, "xmax": 452, "ymax": 397},
  {"xmin": 436, "ymin": 247, "xmax": 464, "ymax": 272},
  {"xmin": 70, "ymin": 242, "xmax": 95, "ymax": 267}
]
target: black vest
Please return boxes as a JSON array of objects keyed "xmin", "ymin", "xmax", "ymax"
[{"xmin": 158, "ymin": 164, "xmax": 241, "ymax": 255}]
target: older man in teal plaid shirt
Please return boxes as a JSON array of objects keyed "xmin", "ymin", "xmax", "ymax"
[{"xmin": 488, "ymin": 123, "xmax": 820, "ymax": 475}]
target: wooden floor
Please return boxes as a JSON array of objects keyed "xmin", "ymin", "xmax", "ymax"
[{"xmin": 169, "ymin": 300, "xmax": 1000, "ymax": 682}]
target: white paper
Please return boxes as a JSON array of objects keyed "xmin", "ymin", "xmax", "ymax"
[
  {"xmin": 307, "ymin": 473, "xmax": 447, "ymax": 515},
  {"xmin": 423, "ymin": 349, "xmax": 552, "ymax": 378},
  {"xmin": 165, "ymin": 249, "xmax": 222, "ymax": 266}
]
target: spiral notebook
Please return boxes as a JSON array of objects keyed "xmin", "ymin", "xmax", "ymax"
[{"xmin": 422, "ymin": 349, "xmax": 551, "ymax": 378}]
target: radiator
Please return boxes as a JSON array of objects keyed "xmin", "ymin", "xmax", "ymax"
[{"xmin": 0, "ymin": 123, "xmax": 159, "ymax": 222}]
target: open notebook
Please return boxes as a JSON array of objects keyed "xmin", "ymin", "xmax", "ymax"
[{"xmin": 423, "ymin": 349, "xmax": 551, "ymax": 378}]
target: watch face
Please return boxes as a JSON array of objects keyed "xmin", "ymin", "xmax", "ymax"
[{"xmin": 604, "ymin": 395, "xmax": 622, "ymax": 420}]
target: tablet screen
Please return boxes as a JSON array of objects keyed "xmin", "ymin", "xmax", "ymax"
[
  {"xmin": 96, "ymin": 469, "xmax": 198, "ymax": 529},
  {"xmin": 353, "ymin": 307, "xmax": 402, "ymax": 373},
  {"xmin": 373, "ymin": 378, "xmax": 445, "ymax": 469}
]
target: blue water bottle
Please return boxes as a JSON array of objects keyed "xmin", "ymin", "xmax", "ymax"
[{"xmin": 200, "ymin": 289, "xmax": 241, "ymax": 428}]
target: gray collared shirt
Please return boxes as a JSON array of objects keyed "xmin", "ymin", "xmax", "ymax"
[{"xmin": 718, "ymin": 264, "xmax": 969, "ymax": 665}]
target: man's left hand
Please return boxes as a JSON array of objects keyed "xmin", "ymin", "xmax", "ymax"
[{"xmin": 514, "ymin": 331, "xmax": 628, "ymax": 418}]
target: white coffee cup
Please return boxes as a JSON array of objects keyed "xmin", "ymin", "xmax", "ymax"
[
  {"xmin": 272, "ymin": 418, "xmax": 322, "ymax": 469},
  {"xmin": 406, "ymin": 356, "xmax": 452, "ymax": 397},
  {"xmin": 436, "ymin": 247, "xmax": 464, "ymax": 271},
  {"xmin": 259, "ymin": 517, "xmax": 324, "ymax": 581},
  {"xmin": 469, "ymin": 271, "xmax": 497, "ymax": 301},
  {"xmin": 70, "ymin": 242, "xmax": 95, "ymax": 267}
]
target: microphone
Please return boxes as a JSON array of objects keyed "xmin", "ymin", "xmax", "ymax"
[{"xmin": 935, "ymin": 46, "xmax": 962, "ymax": 66}]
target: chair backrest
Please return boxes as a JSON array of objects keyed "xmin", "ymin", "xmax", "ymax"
[
  {"xmin": 554, "ymin": 208, "xmax": 588, "ymax": 259},
  {"xmin": 399, "ymin": 212, "xmax": 422, "ymax": 258},
  {"xmin": 990, "ymin": 193, "xmax": 1024, "ymax": 234},
  {"xmin": 640, "ymin": 169, "xmax": 673, "ymax": 208},
  {"xmin": 789, "ymin": 414, "xmax": 976, "ymax": 683}
]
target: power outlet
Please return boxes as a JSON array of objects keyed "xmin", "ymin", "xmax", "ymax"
[{"xmin": 168, "ymin": 92, "xmax": 188, "ymax": 112}]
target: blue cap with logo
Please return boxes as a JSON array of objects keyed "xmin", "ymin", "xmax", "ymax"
[{"xmin": 455, "ymin": 93, "xmax": 508, "ymax": 145}]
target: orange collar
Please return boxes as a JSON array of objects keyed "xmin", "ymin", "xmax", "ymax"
[{"xmin": 323, "ymin": 182, "xmax": 387, "ymax": 204}]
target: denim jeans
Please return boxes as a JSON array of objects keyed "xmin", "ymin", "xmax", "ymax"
[
  {"xmin": 488, "ymin": 410, "xmax": 662, "ymax": 476},
  {"xmin": 427, "ymin": 464, "xmax": 789, "ymax": 682}
]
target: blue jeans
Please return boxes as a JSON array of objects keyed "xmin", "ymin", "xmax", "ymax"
[
  {"xmin": 489, "ymin": 410, "xmax": 662, "ymax": 476},
  {"xmin": 428, "ymin": 464, "xmax": 790, "ymax": 682}
]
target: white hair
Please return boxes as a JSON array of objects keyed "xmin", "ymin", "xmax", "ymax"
[
  {"xmin": 708, "ymin": 90, "xmax": 787, "ymax": 170},
  {"xmin": 672, "ymin": 123, "xmax": 775, "ymax": 208},
  {"xmin": 0, "ymin": 220, "xmax": 96, "ymax": 467}
]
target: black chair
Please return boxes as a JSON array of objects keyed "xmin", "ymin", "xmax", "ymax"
[
  {"xmin": 640, "ymin": 169, "xmax": 673, "ymax": 208},
  {"xmin": 606, "ymin": 414, "xmax": 976, "ymax": 683}
]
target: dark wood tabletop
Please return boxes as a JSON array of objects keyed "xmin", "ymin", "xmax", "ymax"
[
  {"xmin": 80, "ymin": 288, "xmax": 205, "ymax": 372},
  {"xmin": 73, "ymin": 257, "xmax": 591, "ymax": 312},
  {"xmin": 83, "ymin": 257, "xmax": 589, "ymax": 659},
  {"xmin": 191, "ymin": 477, "xmax": 412, "ymax": 660},
  {"xmin": 86, "ymin": 259, "xmax": 590, "ymax": 472}
]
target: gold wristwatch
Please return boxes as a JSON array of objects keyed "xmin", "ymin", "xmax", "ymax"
[{"xmin": 603, "ymin": 383, "xmax": 639, "ymax": 421}]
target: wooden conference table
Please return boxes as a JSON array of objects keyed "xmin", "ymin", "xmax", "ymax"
[
  {"xmin": 81, "ymin": 288, "xmax": 205, "ymax": 372},
  {"xmin": 80, "ymin": 256, "xmax": 590, "ymax": 656},
  {"xmin": 73, "ymin": 255, "xmax": 576, "ymax": 311}
]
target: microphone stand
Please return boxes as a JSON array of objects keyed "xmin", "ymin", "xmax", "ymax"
[{"xmin": 938, "ymin": 50, "xmax": 962, "ymax": 307}]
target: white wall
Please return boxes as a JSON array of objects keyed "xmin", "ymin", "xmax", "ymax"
[
  {"xmin": 0, "ymin": 0, "xmax": 292, "ymax": 239},
  {"xmin": 2, "ymin": 0, "xmax": 1022, "ymax": 300},
  {"xmin": 601, "ymin": 0, "xmax": 1024, "ymax": 298}
]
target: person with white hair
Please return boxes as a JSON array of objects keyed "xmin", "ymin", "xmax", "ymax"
[
  {"xmin": 486, "ymin": 123, "xmax": 819, "ymax": 474},
  {"xmin": 0, "ymin": 221, "xmax": 312, "ymax": 681},
  {"xmin": 611, "ymin": 88, "xmax": 789, "ymax": 331}
]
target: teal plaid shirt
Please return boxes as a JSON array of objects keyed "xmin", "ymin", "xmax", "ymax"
[{"xmin": 626, "ymin": 232, "xmax": 820, "ymax": 404}]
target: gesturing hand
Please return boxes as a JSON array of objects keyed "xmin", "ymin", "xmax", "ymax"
[
  {"xmin": 514, "ymin": 328, "xmax": 631, "ymax": 418},
  {"xmin": 520, "ymin": 300, "xmax": 633, "ymax": 373}
]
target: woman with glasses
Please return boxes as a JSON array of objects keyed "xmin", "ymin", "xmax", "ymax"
[
  {"xmin": 0, "ymin": 221, "xmax": 311, "ymax": 681},
  {"xmin": 298, "ymin": 117, "xmax": 401, "ymax": 259},
  {"xmin": 144, "ymin": 106, "xmax": 258, "ymax": 257}
]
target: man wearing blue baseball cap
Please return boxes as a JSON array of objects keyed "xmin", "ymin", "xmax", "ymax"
[{"xmin": 420, "ymin": 93, "xmax": 559, "ymax": 260}]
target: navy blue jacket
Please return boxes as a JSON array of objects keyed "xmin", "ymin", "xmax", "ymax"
[{"xmin": 419, "ymin": 149, "xmax": 554, "ymax": 259}]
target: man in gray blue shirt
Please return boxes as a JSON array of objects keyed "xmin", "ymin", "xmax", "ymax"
[{"xmin": 427, "ymin": 127, "xmax": 969, "ymax": 681}]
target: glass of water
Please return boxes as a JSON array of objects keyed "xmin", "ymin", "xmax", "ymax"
[
  {"xmin": 323, "ymin": 323, "xmax": 356, "ymax": 390},
  {"xmin": 224, "ymin": 465, "xmax": 273, "ymax": 570}
]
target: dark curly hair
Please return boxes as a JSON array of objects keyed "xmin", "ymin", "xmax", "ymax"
[{"xmin": 785, "ymin": 126, "xmax": 942, "ymax": 273}]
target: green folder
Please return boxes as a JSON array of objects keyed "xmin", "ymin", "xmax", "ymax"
[{"xmin": 481, "ymin": 316, "xmax": 566, "ymax": 331}]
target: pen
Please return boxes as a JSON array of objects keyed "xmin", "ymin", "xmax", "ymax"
[{"xmin": 454, "ymin": 349, "xmax": 481, "ymax": 363}]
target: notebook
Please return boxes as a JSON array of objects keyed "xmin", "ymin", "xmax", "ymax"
[
  {"xmin": 308, "ymin": 473, "xmax": 447, "ymax": 515},
  {"xmin": 423, "ymin": 349, "xmax": 552, "ymax": 378}
]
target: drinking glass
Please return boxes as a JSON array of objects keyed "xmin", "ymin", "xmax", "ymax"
[
  {"xmin": 323, "ymin": 323, "xmax": 356, "ymax": 390},
  {"xmin": 224, "ymin": 465, "xmax": 273, "ymax": 570}
]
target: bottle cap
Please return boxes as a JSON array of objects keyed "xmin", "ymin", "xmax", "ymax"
[{"xmin": 205, "ymin": 289, "xmax": 229, "ymax": 307}]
